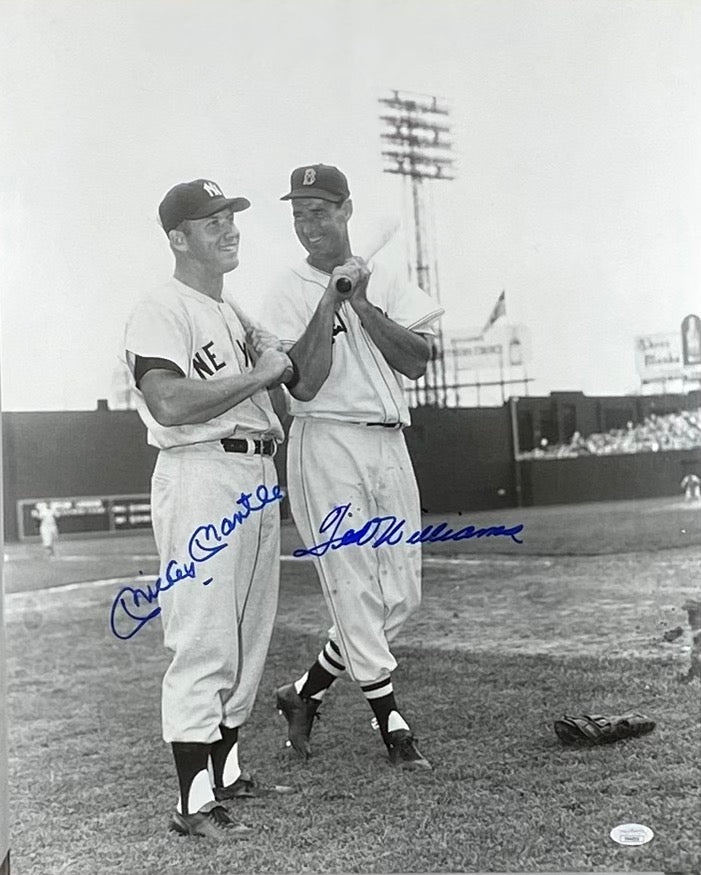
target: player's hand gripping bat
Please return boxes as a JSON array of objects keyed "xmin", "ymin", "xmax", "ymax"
[{"xmin": 228, "ymin": 300, "xmax": 295, "ymax": 384}]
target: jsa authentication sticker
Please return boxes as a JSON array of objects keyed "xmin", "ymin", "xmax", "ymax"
[{"xmin": 610, "ymin": 823, "xmax": 654, "ymax": 846}]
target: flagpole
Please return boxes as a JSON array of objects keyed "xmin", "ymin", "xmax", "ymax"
[
  {"xmin": 451, "ymin": 339, "xmax": 459, "ymax": 407},
  {"xmin": 499, "ymin": 346, "xmax": 505, "ymax": 403}
]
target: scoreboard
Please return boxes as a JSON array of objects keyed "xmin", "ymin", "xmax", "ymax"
[
  {"xmin": 18, "ymin": 495, "xmax": 152, "ymax": 540},
  {"xmin": 112, "ymin": 498, "xmax": 152, "ymax": 530}
]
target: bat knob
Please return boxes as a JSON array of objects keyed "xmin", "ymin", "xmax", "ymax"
[{"xmin": 336, "ymin": 277, "xmax": 352, "ymax": 294}]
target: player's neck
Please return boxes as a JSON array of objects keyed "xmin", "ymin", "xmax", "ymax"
[
  {"xmin": 173, "ymin": 264, "xmax": 224, "ymax": 301},
  {"xmin": 307, "ymin": 241, "xmax": 352, "ymax": 275}
]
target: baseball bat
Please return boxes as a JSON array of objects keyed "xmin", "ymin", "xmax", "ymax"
[
  {"xmin": 335, "ymin": 216, "xmax": 400, "ymax": 294},
  {"xmin": 228, "ymin": 299, "xmax": 296, "ymax": 385},
  {"xmin": 228, "ymin": 298, "xmax": 259, "ymax": 337}
]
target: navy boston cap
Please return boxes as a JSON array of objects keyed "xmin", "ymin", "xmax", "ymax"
[{"xmin": 280, "ymin": 164, "xmax": 350, "ymax": 203}]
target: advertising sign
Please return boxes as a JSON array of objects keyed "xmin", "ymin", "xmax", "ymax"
[
  {"xmin": 447, "ymin": 324, "xmax": 532, "ymax": 373},
  {"xmin": 635, "ymin": 333, "xmax": 683, "ymax": 380}
]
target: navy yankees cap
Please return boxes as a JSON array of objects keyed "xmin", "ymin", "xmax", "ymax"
[
  {"xmin": 159, "ymin": 179, "xmax": 251, "ymax": 234},
  {"xmin": 280, "ymin": 164, "xmax": 350, "ymax": 203}
]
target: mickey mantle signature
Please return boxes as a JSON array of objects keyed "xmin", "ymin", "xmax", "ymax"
[{"xmin": 109, "ymin": 484, "xmax": 283, "ymax": 640}]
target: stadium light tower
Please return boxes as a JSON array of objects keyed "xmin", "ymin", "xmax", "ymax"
[{"xmin": 379, "ymin": 89, "xmax": 455, "ymax": 405}]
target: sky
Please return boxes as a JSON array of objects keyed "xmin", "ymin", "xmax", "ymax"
[{"xmin": 0, "ymin": 0, "xmax": 699, "ymax": 410}]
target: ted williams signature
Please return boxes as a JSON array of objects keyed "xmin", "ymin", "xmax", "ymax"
[{"xmin": 293, "ymin": 504, "xmax": 524, "ymax": 558}]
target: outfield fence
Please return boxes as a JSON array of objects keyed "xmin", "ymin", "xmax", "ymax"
[{"xmin": 2, "ymin": 394, "xmax": 700, "ymax": 539}]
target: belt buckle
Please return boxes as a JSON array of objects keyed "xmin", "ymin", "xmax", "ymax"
[{"xmin": 255, "ymin": 437, "xmax": 277, "ymax": 457}]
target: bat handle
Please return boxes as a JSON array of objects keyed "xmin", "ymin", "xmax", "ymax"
[{"xmin": 335, "ymin": 277, "xmax": 352, "ymax": 294}]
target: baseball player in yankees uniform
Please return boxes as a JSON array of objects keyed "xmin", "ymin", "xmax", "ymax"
[
  {"xmin": 264, "ymin": 164, "xmax": 443, "ymax": 769},
  {"xmin": 124, "ymin": 179, "xmax": 294, "ymax": 840}
]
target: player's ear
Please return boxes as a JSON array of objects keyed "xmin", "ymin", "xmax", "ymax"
[
  {"xmin": 341, "ymin": 198, "xmax": 353, "ymax": 222},
  {"xmin": 168, "ymin": 227, "xmax": 189, "ymax": 252}
]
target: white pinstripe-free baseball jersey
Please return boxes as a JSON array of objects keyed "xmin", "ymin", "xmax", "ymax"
[
  {"xmin": 125, "ymin": 278, "xmax": 283, "ymax": 448},
  {"xmin": 265, "ymin": 259, "xmax": 443, "ymax": 426},
  {"xmin": 264, "ymin": 260, "xmax": 443, "ymax": 682}
]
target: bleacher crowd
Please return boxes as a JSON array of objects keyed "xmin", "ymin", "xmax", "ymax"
[{"xmin": 520, "ymin": 408, "xmax": 701, "ymax": 459}]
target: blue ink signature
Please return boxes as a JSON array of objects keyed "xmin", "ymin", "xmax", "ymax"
[
  {"xmin": 292, "ymin": 503, "xmax": 524, "ymax": 558},
  {"xmin": 110, "ymin": 484, "xmax": 283, "ymax": 640}
]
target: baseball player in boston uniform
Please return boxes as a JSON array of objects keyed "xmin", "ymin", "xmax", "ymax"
[
  {"xmin": 124, "ymin": 179, "xmax": 294, "ymax": 840},
  {"xmin": 264, "ymin": 164, "xmax": 444, "ymax": 769}
]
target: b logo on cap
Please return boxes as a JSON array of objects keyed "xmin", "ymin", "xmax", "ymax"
[
  {"xmin": 203, "ymin": 181, "xmax": 223, "ymax": 198},
  {"xmin": 302, "ymin": 168, "xmax": 316, "ymax": 186}
]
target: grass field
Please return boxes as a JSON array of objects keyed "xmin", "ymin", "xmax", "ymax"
[{"xmin": 4, "ymin": 497, "xmax": 701, "ymax": 874}]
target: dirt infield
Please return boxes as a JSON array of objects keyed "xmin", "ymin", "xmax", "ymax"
[
  {"xmin": 277, "ymin": 550, "xmax": 699, "ymax": 661},
  {"xmin": 6, "ymin": 545, "xmax": 698, "ymax": 668}
]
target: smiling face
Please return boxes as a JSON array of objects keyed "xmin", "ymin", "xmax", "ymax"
[
  {"xmin": 291, "ymin": 197, "xmax": 352, "ymax": 272},
  {"xmin": 175, "ymin": 206, "xmax": 240, "ymax": 275}
]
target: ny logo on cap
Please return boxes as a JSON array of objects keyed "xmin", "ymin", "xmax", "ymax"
[
  {"xmin": 203, "ymin": 181, "xmax": 224, "ymax": 198},
  {"xmin": 302, "ymin": 168, "xmax": 316, "ymax": 186}
]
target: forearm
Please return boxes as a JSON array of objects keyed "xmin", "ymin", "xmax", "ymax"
[
  {"xmin": 141, "ymin": 371, "xmax": 267, "ymax": 426},
  {"xmin": 267, "ymin": 384, "xmax": 291, "ymax": 430},
  {"xmin": 286, "ymin": 299, "xmax": 337, "ymax": 401},
  {"xmin": 352, "ymin": 300, "xmax": 430, "ymax": 379}
]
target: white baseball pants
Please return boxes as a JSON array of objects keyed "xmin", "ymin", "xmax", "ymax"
[
  {"xmin": 151, "ymin": 442, "xmax": 280, "ymax": 744},
  {"xmin": 287, "ymin": 418, "xmax": 422, "ymax": 684}
]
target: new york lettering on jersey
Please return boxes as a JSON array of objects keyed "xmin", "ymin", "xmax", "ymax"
[
  {"xmin": 124, "ymin": 279, "xmax": 282, "ymax": 448},
  {"xmin": 191, "ymin": 334, "xmax": 251, "ymax": 379},
  {"xmin": 192, "ymin": 340, "xmax": 228, "ymax": 379}
]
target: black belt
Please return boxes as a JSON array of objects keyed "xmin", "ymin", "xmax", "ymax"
[
  {"xmin": 220, "ymin": 438, "xmax": 276, "ymax": 456},
  {"xmin": 366, "ymin": 422, "xmax": 402, "ymax": 429}
]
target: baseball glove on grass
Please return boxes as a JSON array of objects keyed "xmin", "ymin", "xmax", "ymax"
[{"xmin": 553, "ymin": 712, "xmax": 655, "ymax": 746}]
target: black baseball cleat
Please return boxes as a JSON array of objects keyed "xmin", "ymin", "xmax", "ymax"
[
  {"xmin": 387, "ymin": 729, "xmax": 433, "ymax": 770},
  {"xmin": 275, "ymin": 683, "xmax": 321, "ymax": 759},
  {"xmin": 168, "ymin": 801, "xmax": 253, "ymax": 839},
  {"xmin": 214, "ymin": 770, "xmax": 296, "ymax": 800}
]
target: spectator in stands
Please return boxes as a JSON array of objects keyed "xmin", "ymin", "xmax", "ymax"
[{"xmin": 519, "ymin": 408, "xmax": 701, "ymax": 460}]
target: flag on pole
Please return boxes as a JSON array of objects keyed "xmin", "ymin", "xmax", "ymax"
[{"xmin": 481, "ymin": 290, "xmax": 506, "ymax": 335}]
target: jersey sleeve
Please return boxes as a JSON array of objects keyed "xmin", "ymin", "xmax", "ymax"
[
  {"xmin": 133, "ymin": 355, "xmax": 185, "ymax": 386},
  {"xmin": 261, "ymin": 272, "xmax": 310, "ymax": 347},
  {"xmin": 379, "ymin": 264, "xmax": 445, "ymax": 336},
  {"xmin": 124, "ymin": 297, "xmax": 191, "ymax": 378}
]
